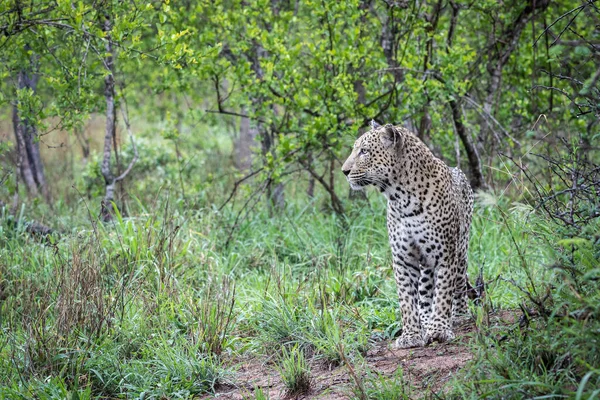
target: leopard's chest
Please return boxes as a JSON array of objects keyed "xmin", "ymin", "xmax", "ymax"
[
  {"xmin": 385, "ymin": 191, "xmax": 452, "ymax": 256},
  {"xmin": 386, "ymin": 200, "xmax": 431, "ymax": 242}
]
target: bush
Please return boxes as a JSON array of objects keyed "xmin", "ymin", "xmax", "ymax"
[{"xmin": 449, "ymin": 138, "xmax": 600, "ymax": 398}]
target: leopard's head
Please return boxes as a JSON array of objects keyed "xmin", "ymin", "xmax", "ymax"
[{"xmin": 341, "ymin": 122, "xmax": 402, "ymax": 191}]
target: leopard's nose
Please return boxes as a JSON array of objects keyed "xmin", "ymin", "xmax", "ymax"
[{"xmin": 342, "ymin": 168, "xmax": 351, "ymax": 176}]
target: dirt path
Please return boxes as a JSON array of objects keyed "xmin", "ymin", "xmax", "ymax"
[{"xmin": 209, "ymin": 312, "xmax": 515, "ymax": 399}]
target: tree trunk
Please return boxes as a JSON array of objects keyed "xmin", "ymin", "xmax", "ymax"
[
  {"xmin": 74, "ymin": 125, "xmax": 90, "ymax": 164},
  {"xmin": 479, "ymin": 0, "xmax": 551, "ymax": 145},
  {"xmin": 233, "ymin": 108, "xmax": 258, "ymax": 172},
  {"xmin": 417, "ymin": 0, "xmax": 443, "ymax": 144},
  {"xmin": 307, "ymin": 172, "xmax": 315, "ymax": 198},
  {"xmin": 100, "ymin": 14, "xmax": 118, "ymax": 221},
  {"xmin": 381, "ymin": 6, "xmax": 403, "ymax": 84},
  {"xmin": 12, "ymin": 65, "xmax": 49, "ymax": 201},
  {"xmin": 450, "ymin": 99, "xmax": 487, "ymax": 191},
  {"xmin": 249, "ymin": 41, "xmax": 285, "ymax": 211},
  {"xmin": 259, "ymin": 119, "xmax": 285, "ymax": 211}
]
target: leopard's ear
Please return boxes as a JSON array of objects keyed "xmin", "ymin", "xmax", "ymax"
[
  {"xmin": 370, "ymin": 120, "xmax": 381, "ymax": 130},
  {"xmin": 380, "ymin": 124, "xmax": 402, "ymax": 150}
]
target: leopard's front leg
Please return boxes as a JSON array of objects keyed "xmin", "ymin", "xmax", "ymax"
[
  {"xmin": 423, "ymin": 252, "xmax": 457, "ymax": 344},
  {"xmin": 391, "ymin": 246, "xmax": 425, "ymax": 349}
]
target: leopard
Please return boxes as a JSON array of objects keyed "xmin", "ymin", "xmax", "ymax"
[{"xmin": 342, "ymin": 121, "xmax": 474, "ymax": 348}]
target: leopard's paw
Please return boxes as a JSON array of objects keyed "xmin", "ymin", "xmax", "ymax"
[
  {"xmin": 392, "ymin": 333, "xmax": 425, "ymax": 349},
  {"xmin": 424, "ymin": 328, "xmax": 455, "ymax": 345}
]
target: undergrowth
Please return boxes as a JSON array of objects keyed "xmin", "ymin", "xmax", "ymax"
[
  {"xmin": 1, "ymin": 139, "xmax": 598, "ymax": 398},
  {"xmin": 448, "ymin": 138, "xmax": 600, "ymax": 398}
]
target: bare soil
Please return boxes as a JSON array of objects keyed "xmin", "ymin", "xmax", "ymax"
[{"xmin": 208, "ymin": 311, "xmax": 516, "ymax": 399}]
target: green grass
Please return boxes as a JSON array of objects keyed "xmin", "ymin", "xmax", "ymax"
[
  {"xmin": 356, "ymin": 369, "xmax": 412, "ymax": 400},
  {"xmin": 276, "ymin": 344, "xmax": 312, "ymax": 397},
  {"xmin": 1, "ymin": 123, "xmax": 599, "ymax": 398}
]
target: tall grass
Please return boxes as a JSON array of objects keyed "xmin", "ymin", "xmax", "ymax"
[
  {"xmin": 1, "ymin": 123, "xmax": 598, "ymax": 398},
  {"xmin": 448, "ymin": 196, "xmax": 600, "ymax": 398},
  {"xmin": 0, "ymin": 199, "xmax": 227, "ymax": 397},
  {"xmin": 0, "ymin": 188, "xmax": 552, "ymax": 396}
]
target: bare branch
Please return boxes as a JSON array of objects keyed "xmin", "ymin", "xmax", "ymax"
[
  {"xmin": 218, "ymin": 167, "xmax": 265, "ymax": 212},
  {"xmin": 205, "ymin": 109, "xmax": 266, "ymax": 123},
  {"xmin": 533, "ymin": 3, "xmax": 588, "ymax": 48}
]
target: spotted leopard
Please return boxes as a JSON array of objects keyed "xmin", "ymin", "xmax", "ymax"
[{"xmin": 342, "ymin": 122, "xmax": 474, "ymax": 348}]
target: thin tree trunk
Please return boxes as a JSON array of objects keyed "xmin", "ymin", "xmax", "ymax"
[
  {"xmin": 12, "ymin": 65, "xmax": 49, "ymax": 201},
  {"xmin": 479, "ymin": 0, "xmax": 551, "ymax": 144},
  {"xmin": 74, "ymin": 125, "xmax": 90, "ymax": 164},
  {"xmin": 13, "ymin": 105, "xmax": 38, "ymax": 197},
  {"xmin": 381, "ymin": 6, "xmax": 403, "ymax": 84},
  {"xmin": 304, "ymin": 147, "xmax": 316, "ymax": 198},
  {"xmin": 418, "ymin": 0, "xmax": 443, "ymax": 144},
  {"xmin": 306, "ymin": 153, "xmax": 316, "ymax": 198},
  {"xmin": 450, "ymin": 99, "xmax": 487, "ymax": 191},
  {"xmin": 100, "ymin": 14, "xmax": 117, "ymax": 221},
  {"xmin": 249, "ymin": 41, "xmax": 285, "ymax": 211},
  {"xmin": 260, "ymin": 121, "xmax": 285, "ymax": 211},
  {"xmin": 307, "ymin": 170, "xmax": 315, "ymax": 198},
  {"xmin": 234, "ymin": 107, "xmax": 258, "ymax": 172}
]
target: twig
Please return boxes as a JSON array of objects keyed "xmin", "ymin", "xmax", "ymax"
[
  {"xmin": 205, "ymin": 109, "xmax": 266, "ymax": 123},
  {"xmin": 533, "ymin": 3, "xmax": 588, "ymax": 48},
  {"xmin": 218, "ymin": 167, "xmax": 265, "ymax": 212},
  {"xmin": 339, "ymin": 343, "xmax": 367, "ymax": 400},
  {"xmin": 463, "ymin": 96, "xmax": 521, "ymax": 147}
]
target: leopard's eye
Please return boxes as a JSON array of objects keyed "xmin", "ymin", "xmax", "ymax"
[{"xmin": 359, "ymin": 148, "xmax": 368, "ymax": 156}]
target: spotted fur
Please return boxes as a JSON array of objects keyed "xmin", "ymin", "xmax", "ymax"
[{"xmin": 342, "ymin": 123, "xmax": 474, "ymax": 348}]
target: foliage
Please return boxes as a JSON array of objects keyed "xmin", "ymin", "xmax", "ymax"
[
  {"xmin": 449, "ymin": 141, "xmax": 600, "ymax": 398},
  {"xmin": 3, "ymin": 177, "xmax": 597, "ymax": 397},
  {"xmin": 1, "ymin": 0, "xmax": 599, "ymax": 398},
  {"xmin": 4, "ymin": 0, "xmax": 597, "ymax": 203}
]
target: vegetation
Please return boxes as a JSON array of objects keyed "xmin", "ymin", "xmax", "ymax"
[
  {"xmin": 1, "ymin": 0, "xmax": 599, "ymax": 398},
  {"xmin": 276, "ymin": 345, "xmax": 312, "ymax": 397}
]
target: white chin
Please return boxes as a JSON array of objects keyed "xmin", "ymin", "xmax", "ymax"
[{"xmin": 348, "ymin": 182, "xmax": 365, "ymax": 191}]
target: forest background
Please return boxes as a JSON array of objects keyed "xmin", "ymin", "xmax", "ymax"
[{"xmin": 0, "ymin": 0, "xmax": 599, "ymax": 398}]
